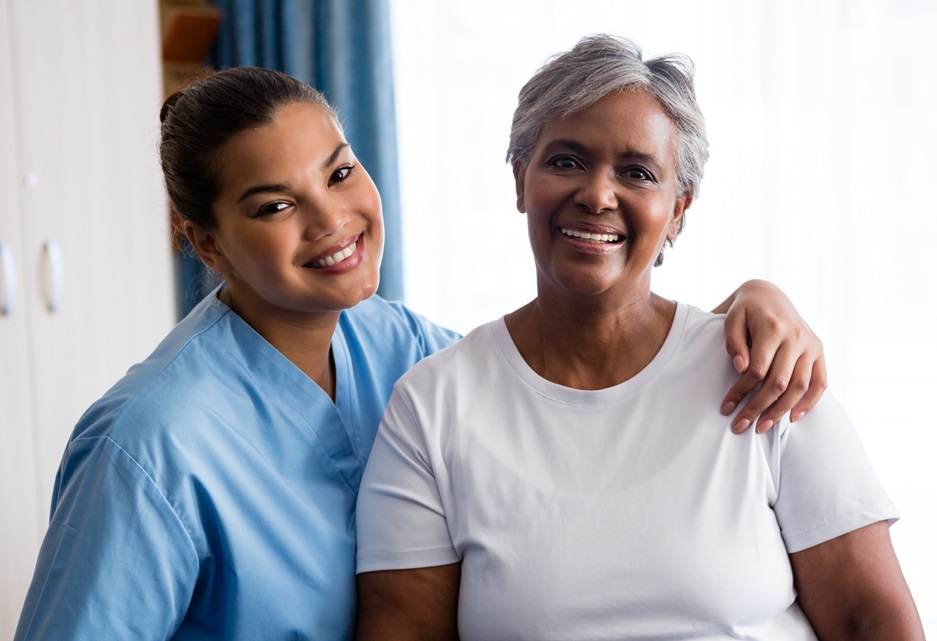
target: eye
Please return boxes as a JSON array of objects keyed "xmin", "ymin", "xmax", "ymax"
[
  {"xmin": 255, "ymin": 201, "xmax": 292, "ymax": 218},
  {"xmin": 329, "ymin": 165, "xmax": 354, "ymax": 185},
  {"xmin": 547, "ymin": 155, "xmax": 582, "ymax": 171},
  {"xmin": 622, "ymin": 166, "xmax": 655, "ymax": 182}
]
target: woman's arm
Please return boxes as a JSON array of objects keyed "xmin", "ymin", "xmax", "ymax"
[
  {"xmin": 15, "ymin": 439, "xmax": 195, "ymax": 641},
  {"xmin": 715, "ymin": 279, "xmax": 827, "ymax": 433},
  {"xmin": 356, "ymin": 564, "xmax": 461, "ymax": 641},
  {"xmin": 790, "ymin": 522, "xmax": 925, "ymax": 640}
]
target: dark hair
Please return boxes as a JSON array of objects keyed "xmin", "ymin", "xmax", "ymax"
[{"xmin": 158, "ymin": 67, "xmax": 339, "ymax": 248}]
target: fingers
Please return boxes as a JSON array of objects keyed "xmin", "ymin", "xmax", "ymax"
[
  {"xmin": 723, "ymin": 308, "xmax": 752, "ymax": 378},
  {"xmin": 789, "ymin": 358, "xmax": 829, "ymax": 422},
  {"xmin": 719, "ymin": 278, "xmax": 827, "ymax": 433},
  {"xmin": 724, "ymin": 342, "xmax": 793, "ymax": 433},
  {"xmin": 725, "ymin": 340, "xmax": 826, "ymax": 434},
  {"xmin": 719, "ymin": 365, "xmax": 760, "ymax": 420},
  {"xmin": 747, "ymin": 351, "xmax": 813, "ymax": 433},
  {"xmin": 721, "ymin": 311, "xmax": 784, "ymax": 424}
]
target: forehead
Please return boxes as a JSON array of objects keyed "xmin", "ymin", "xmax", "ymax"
[
  {"xmin": 214, "ymin": 102, "xmax": 345, "ymax": 182},
  {"xmin": 535, "ymin": 89, "xmax": 677, "ymax": 160}
]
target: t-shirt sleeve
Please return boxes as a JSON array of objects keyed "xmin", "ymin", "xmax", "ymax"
[
  {"xmin": 770, "ymin": 393, "xmax": 899, "ymax": 553},
  {"xmin": 355, "ymin": 386, "xmax": 459, "ymax": 574},
  {"xmin": 14, "ymin": 436, "xmax": 198, "ymax": 641}
]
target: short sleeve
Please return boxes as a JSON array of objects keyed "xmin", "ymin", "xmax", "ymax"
[
  {"xmin": 771, "ymin": 393, "xmax": 899, "ymax": 553},
  {"xmin": 355, "ymin": 387, "xmax": 459, "ymax": 574},
  {"xmin": 15, "ymin": 436, "xmax": 198, "ymax": 641}
]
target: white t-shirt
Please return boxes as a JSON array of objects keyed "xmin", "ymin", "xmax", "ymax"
[{"xmin": 356, "ymin": 303, "xmax": 898, "ymax": 640}]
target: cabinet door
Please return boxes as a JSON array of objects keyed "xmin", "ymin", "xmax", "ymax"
[
  {"xmin": 0, "ymin": 2, "xmax": 41, "ymax": 636},
  {"xmin": 8, "ymin": 0, "xmax": 175, "ymax": 521}
]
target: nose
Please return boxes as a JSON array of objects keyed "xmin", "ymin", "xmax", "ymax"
[
  {"xmin": 301, "ymin": 190, "xmax": 350, "ymax": 240},
  {"xmin": 574, "ymin": 170, "xmax": 618, "ymax": 214}
]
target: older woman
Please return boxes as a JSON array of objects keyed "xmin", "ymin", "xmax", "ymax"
[{"xmin": 354, "ymin": 36, "xmax": 924, "ymax": 639}]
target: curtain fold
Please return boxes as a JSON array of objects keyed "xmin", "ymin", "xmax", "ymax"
[{"xmin": 178, "ymin": 0, "xmax": 403, "ymax": 316}]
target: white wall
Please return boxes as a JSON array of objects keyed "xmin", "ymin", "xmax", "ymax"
[{"xmin": 391, "ymin": 0, "xmax": 937, "ymax": 631}]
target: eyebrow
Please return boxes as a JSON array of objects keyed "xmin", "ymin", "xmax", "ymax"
[
  {"xmin": 543, "ymin": 139, "xmax": 662, "ymax": 166},
  {"xmin": 235, "ymin": 142, "xmax": 350, "ymax": 203},
  {"xmin": 322, "ymin": 142, "xmax": 350, "ymax": 171}
]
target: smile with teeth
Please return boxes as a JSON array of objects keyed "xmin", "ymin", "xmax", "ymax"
[
  {"xmin": 310, "ymin": 241, "xmax": 357, "ymax": 268},
  {"xmin": 560, "ymin": 228, "xmax": 623, "ymax": 243}
]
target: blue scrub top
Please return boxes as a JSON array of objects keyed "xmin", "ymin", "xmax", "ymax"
[{"xmin": 14, "ymin": 290, "xmax": 460, "ymax": 641}]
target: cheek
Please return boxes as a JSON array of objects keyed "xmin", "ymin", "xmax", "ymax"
[
  {"xmin": 522, "ymin": 176, "xmax": 562, "ymax": 215},
  {"xmin": 358, "ymin": 178, "xmax": 384, "ymax": 224},
  {"xmin": 525, "ymin": 215, "xmax": 554, "ymax": 265},
  {"xmin": 367, "ymin": 195, "xmax": 384, "ymax": 233},
  {"xmin": 351, "ymin": 185, "xmax": 385, "ymax": 262},
  {"xmin": 232, "ymin": 231, "xmax": 287, "ymax": 271},
  {"xmin": 362, "ymin": 196, "xmax": 385, "ymax": 255}
]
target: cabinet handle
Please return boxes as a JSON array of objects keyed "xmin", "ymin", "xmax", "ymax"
[
  {"xmin": 41, "ymin": 239, "xmax": 64, "ymax": 313},
  {"xmin": 0, "ymin": 241, "xmax": 15, "ymax": 316}
]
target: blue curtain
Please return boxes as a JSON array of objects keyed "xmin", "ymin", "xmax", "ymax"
[{"xmin": 178, "ymin": 0, "xmax": 403, "ymax": 316}]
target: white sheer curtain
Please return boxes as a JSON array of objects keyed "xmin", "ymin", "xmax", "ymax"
[{"xmin": 390, "ymin": 0, "xmax": 936, "ymax": 630}]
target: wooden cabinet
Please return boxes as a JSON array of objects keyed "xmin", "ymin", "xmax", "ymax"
[{"xmin": 0, "ymin": 0, "xmax": 176, "ymax": 635}]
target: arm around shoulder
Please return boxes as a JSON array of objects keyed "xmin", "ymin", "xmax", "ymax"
[{"xmin": 717, "ymin": 279, "xmax": 827, "ymax": 433}]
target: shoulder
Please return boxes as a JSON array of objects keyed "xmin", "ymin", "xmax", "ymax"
[
  {"xmin": 340, "ymin": 296, "xmax": 461, "ymax": 357},
  {"xmin": 51, "ymin": 304, "xmax": 272, "ymax": 551},
  {"xmin": 659, "ymin": 302, "xmax": 735, "ymax": 381},
  {"xmin": 395, "ymin": 318, "xmax": 498, "ymax": 383},
  {"xmin": 768, "ymin": 392, "xmax": 899, "ymax": 551},
  {"xmin": 675, "ymin": 302, "xmax": 728, "ymax": 348},
  {"xmin": 382, "ymin": 319, "xmax": 504, "ymax": 423},
  {"xmin": 773, "ymin": 392, "xmax": 869, "ymax": 461},
  {"xmin": 60, "ymin": 294, "xmax": 261, "ymax": 499}
]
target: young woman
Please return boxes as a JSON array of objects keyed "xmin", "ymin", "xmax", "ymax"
[{"xmin": 16, "ymin": 67, "xmax": 827, "ymax": 640}]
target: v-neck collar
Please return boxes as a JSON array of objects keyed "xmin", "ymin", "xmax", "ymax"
[{"xmin": 208, "ymin": 292, "xmax": 365, "ymax": 492}]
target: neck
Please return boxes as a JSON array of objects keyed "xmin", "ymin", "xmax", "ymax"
[
  {"xmin": 505, "ymin": 290, "xmax": 675, "ymax": 390},
  {"xmin": 219, "ymin": 288, "xmax": 340, "ymax": 400}
]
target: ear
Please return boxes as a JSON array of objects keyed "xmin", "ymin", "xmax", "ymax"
[
  {"xmin": 183, "ymin": 220, "xmax": 232, "ymax": 273},
  {"xmin": 668, "ymin": 193, "xmax": 693, "ymax": 242},
  {"xmin": 513, "ymin": 162, "xmax": 528, "ymax": 213}
]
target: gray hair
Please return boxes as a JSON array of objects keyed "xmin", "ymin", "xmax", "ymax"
[{"xmin": 506, "ymin": 34, "xmax": 709, "ymax": 208}]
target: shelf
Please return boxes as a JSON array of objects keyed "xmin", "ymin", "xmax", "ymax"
[{"xmin": 161, "ymin": 6, "xmax": 222, "ymax": 64}]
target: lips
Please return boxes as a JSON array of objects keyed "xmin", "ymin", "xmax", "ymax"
[
  {"xmin": 305, "ymin": 235, "xmax": 362, "ymax": 269},
  {"xmin": 310, "ymin": 242, "xmax": 356, "ymax": 268},
  {"xmin": 559, "ymin": 226, "xmax": 624, "ymax": 244}
]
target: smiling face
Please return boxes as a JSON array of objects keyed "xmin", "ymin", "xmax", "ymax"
[
  {"xmin": 514, "ymin": 88, "xmax": 691, "ymax": 305},
  {"xmin": 186, "ymin": 101, "xmax": 383, "ymax": 325}
]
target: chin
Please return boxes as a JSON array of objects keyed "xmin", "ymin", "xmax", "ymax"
[{"xmin": 343, "ymin": 279, "xmax": 380, "ymax": 308}]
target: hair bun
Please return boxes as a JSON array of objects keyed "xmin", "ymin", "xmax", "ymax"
[{"xmin": 160, "ymin": 91, "xmax": 185, "ymax": 124}]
